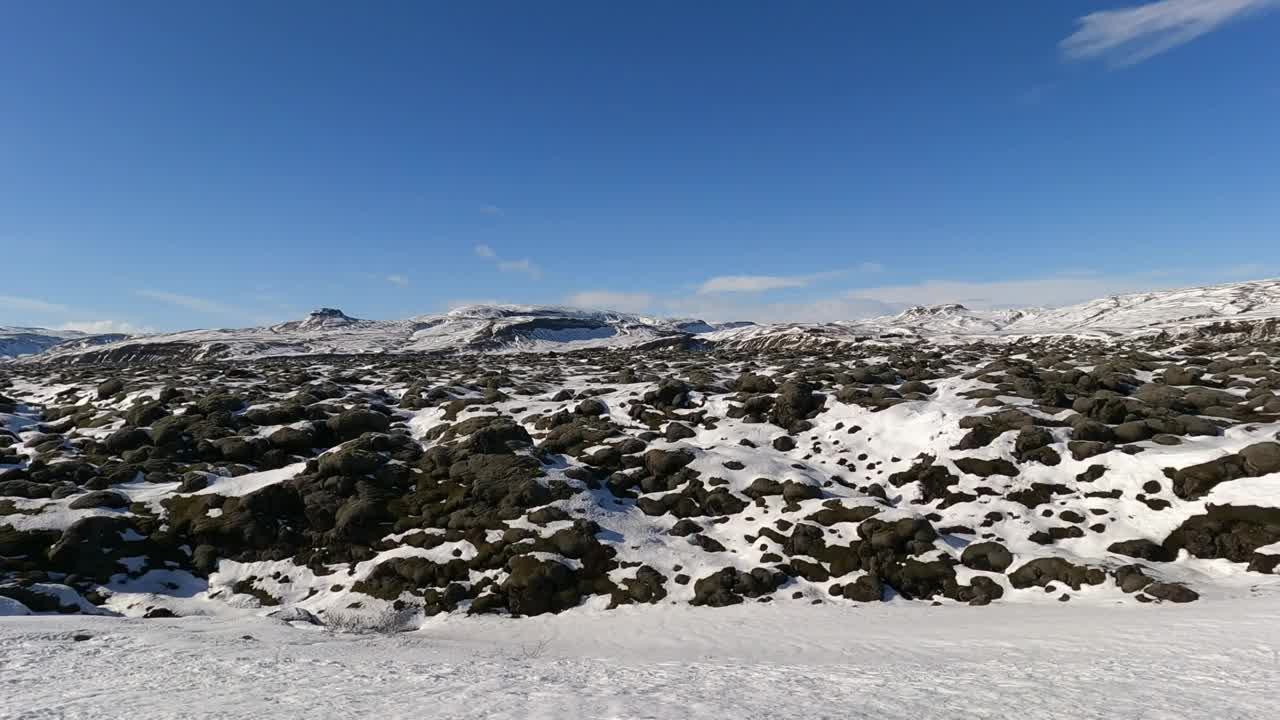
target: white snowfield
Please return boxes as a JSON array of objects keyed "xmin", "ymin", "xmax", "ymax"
[
  {"xmin": 2, "ymin": 597, "xmax": 1277, "ymax": 719},
  {"xmin": 14, "ymin": 277, "xmax": 1280, "ymax": 362}
]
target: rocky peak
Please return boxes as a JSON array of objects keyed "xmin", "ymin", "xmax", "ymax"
[{"xmin": 299, "ymin": 308, "xmax": 357, "ymax": 328}]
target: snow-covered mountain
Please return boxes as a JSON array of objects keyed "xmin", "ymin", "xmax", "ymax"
[
  {"xmin": 28, "ymin": 304, "xmax": 727, "ymax": 364},
  {"xmin": 0, "ymin": 326, "xmax": 127, "ymax": 361},
  {"xmin": 708, "ymin": 278, "xmax": 1280, "ymax": 351},
  {"xmin": 1003, "ymin": 277, "xmax": 1280, "ymax": 335},
  {"xmin": 272, "ymin": 307, "xmax": 365, "ymax": 332},
  {"xmin": 15, "ymin": 278, "xmax": 1280, "ymax": 363}
]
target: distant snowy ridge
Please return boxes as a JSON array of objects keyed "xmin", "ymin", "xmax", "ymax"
[
  {"xmin": 27, "ymin": 304, "xmax": 736, "ymax": 364},
  {"xmin": 0, "ymin": 327, "xmax": 127, "ymax": 361},
  {"xmin": 16, "ymin": 277, "xmax": 1280, "ymax": 363},
  {"xmin": 708, "ymin": 278, "xmax": 1280, "ymax": 350}
]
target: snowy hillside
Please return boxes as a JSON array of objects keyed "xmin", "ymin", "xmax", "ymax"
[
  {"xmin": 0, "ymin": 327, "xmax": 126, "ymax": 361},
  {"xmin": 28, "ymin": 305, "xmax": 721, "ymax": 364},
  {"xmin": 4, "ymin": 326, "xmax": 1280, "ymax": 626},
  {"xmin": 14, "ymin": 278, "xmax": 1280, "ymax": 364},
  {"xmin": 1005, "ymin": 277, "xmax": 1280, "ymax": 335},
  {"xmin": 707, "ymin": 278, "xmax": 1280, "ymax": 350}
]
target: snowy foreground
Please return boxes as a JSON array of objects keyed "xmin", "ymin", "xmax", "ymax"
[{"xmin": 3, "ymin": 597, "xmax": 1279, "ymax": 719}]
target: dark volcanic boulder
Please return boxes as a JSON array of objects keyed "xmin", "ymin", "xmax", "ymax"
[
  {"xmin": 269, "ymin": 426, "xmax": 316, "ymax": 453},
  {"xmin": 953, "ymin": 457, "xmax": 1020, "ymax": 478},
  {"xmin": 961, "ymin": 541, "xmax": 1013, "ymax": 573},
  {"xmin": 1114, "ymin": 565, "xmax": 1154, "ymax": 593},
  {"xmin": 1008, "ymin": 558, "xmax": 1105, "ymax": 590},
  {"xmin": 836, "ymin": 574, "xmax": 884, "ymax": 602},
  {"xmin": 644, "ymin": 448, "xmax": 695, "ymax": 477},
  {"xmin": 1170, "ymin": 455, "xmax": 1248, "ymax": 500},
  {"xmin": 735, "ymin": 374, "xmax": 777, "ymax": 394},
  {"xmin": 574, "ymin": 398, "xmax": 607, "ymax": 416},
  {"xmin": 68, "ymin": 490, "xmax": 130, "ymax": 510},
  {"xmin": 326, "ymin": 409, "xmax": 391, "ymax": 441},
  {"xmin": 104, "ymin": 427, "xmax": 151, "ymax": 454},
  {"xmin": 1164, "ymin": 504, "xmax": 1280, "ymax": 562},
  {"xmin": 769, "ymin": 381, "xmax": 824, "ymax": 432},
  {"xmin": 1241, "ymin": 442, "xmax": 1280, "ymax": 476},
  {"xmin": 501, "ymin": 556, "xmax": 581, "ymax": 616},
  {"xmin": 890, "ymin": 559, "xmax": 957, "ymax": 600},
  {"xmin": 1107, "ymin": 539, "xmax": 1174, "ymax": 562},
  {"xmin": 48, "ymin": 516, "xmax": 144, "ymax": 580},
  {"xmin": 96, "ymin": 379, "xmax": 125, "ymax": 399},
  {"xmin": 691, "ymin": 567, "xmax": 786, "ymax": 607},
  {"xmin": 1144, "ymin": 582, "xmax": 1199, "ymax": 603},
  {"xmin": 125, "ymin": 401, "xmax": 169, "ymax": 428},
  {"xmin": 453, "ymin": 454, "xmax": 550, "ymax": 510},
  {"xmin": 317, "ymin": 445, "xmax": 383, "ymax": 477}
]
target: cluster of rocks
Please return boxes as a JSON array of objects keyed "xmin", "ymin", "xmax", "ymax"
[{"xmin": 2, "ymin": 332, "xmax": 1280, "ymax": 621}]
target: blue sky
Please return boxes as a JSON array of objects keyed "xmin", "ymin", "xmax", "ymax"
[{"xmin": 2, "ymin": 0, "xmax": 1279, "ymax": 332}]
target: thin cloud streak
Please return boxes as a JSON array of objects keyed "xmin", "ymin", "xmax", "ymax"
[
  {"xmin": 134, "ymin": 290, "xmax": 237, "ymax": 314},
  {"xmin": 496, "ymin": 259, "xmax": 542, "ymax": 279},
  {"xmin": 565, "ymin": 290, "xmax": 654, "ymax": 313},
  {"xmin": 474, "ymin": 244, "xmax": 542, "ymax": 279},
  {"xmin": 58, "ymin": 320, "xmax": 149, "ymax": 335},
  {"xmin": 1061, "ymin": 0, "xmax": 1279, "ymax": 66},
  {"xmin": 844, "ymin": 272, "xmax": 1183, "ymax": 310},
  {"xmin": 699, "ymin": 274, "xmax": 812, "ymax": 294},
  {"xmin": 697, "ymin": 265, "xmax": 881, "ymax": 295},
  {"xmin": 0, "ymin": 295, "xmax": 70, "ymax": 314}
]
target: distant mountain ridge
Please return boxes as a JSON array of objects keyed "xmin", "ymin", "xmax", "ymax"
[
  {"xmin": 9, "ymin": 277, "xmax": 1280, "ymax": 363},
  {"xmin": 0, "ymin": 326, "xmax": 127, "ymax": 361}
]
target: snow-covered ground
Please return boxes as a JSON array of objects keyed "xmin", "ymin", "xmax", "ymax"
[{"xmin": 2, "ymin": 597, "xmax": 1278, "ymax": 719}]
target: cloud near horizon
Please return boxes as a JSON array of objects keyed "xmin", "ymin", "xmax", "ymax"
[
  {"xmin": 661, "ymin": 268, "xmax": 1265, "ymax": 323},
  {"xmin": 386, "ymin": 274, "xmax": 410, "ymax": 288},
  {"xmin": 134, "ymin": 289, "xmax": 237, "ymax": 314},
  {"xmin": 697, "ymin": 264, "xmax": 881, "ymax": 295},
  {"xmin": 58, "ymin": 320, "xmax": 150, "ymax": 335},
  {"xmin": 474, "ymin": 244, "xmax": 542, "ymax": 279},
  {"xmin": 1061, "ymin": 0, "xmax": 1279, "ymax": 66},
  {"xmin": 843, "ymin": 272, "xmax": 1185, "ymax": 311},
  {"xmin": 0, "ymin": 295, "xmax": 70, "ymax": 315},
  {"xmin": 565, "ymin": 290, "xmax": 655, "ymax": 313}
]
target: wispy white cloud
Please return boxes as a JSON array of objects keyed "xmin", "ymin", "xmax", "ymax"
[
  {"xmin": 0, "ymin": 295, "xmax": 69, "ymax": 314},
  {"xmin": 844, "ymin": 271, "xmax": 1179, "ymax": 310},
  {"xmin": 1218, "ymin": 263, "xmax": 1275, "ymax": 279},
  {"xmin": 697, "ymin": 264, "xmax": 880, "ymax": 295},
  {"xmin": 134, "ymin": 289, "xmax": 236, "ymax": 314},
  {"xmin": 386, "ymin": 274, "xmax": 410, "ymax": 288},
  {"xmin": 446, "ymin": 298, "xmax": 504, "ymax": 310},
  {"xmin": 565, "ymin": 290, "xmax": 655, "ymax": 313},
  {"xmin": 58, "ymin": 320, "xmax": 149, "ymax": 335},
  {"xmin": 479, "ymin": 205, "xmax": 504, "ymax": 216},
  {"xmin": 474, "ymin": 244, "xmax": 542, "ymax": 279},
  {"xmin": 698, "ymin": 274, "xmax": 813, "ymax": 294},
  {"xmin": 663, "ymin": 294, "xmax": 900, "ymax": 324},
  {"xmin": 496, "ymin": 259, "xmax": 543, "ymax": 279},
  {"xmin": 1061, "ymin": 0, "xmax": 1278, "ymax": 66},
  {"xmin": 665, "ymin": 266, "xmax": 1248, "ymax": 322}
]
